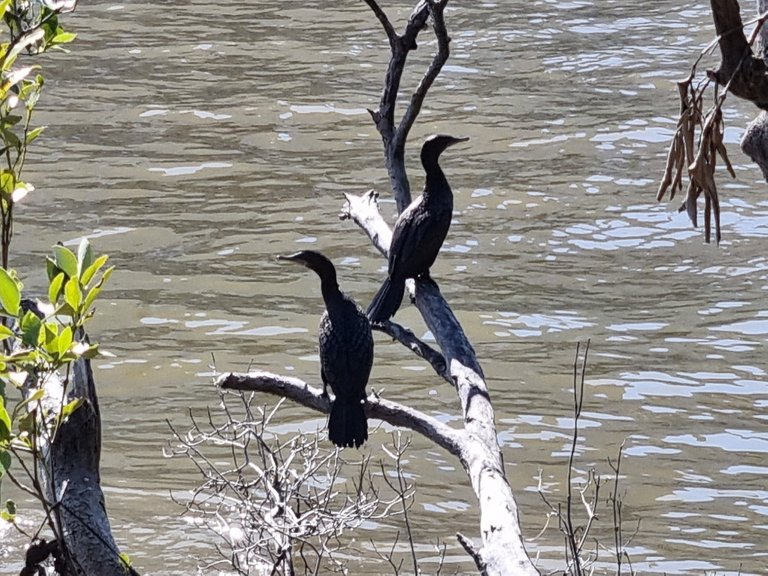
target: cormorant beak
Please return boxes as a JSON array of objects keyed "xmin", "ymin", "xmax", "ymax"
[
  {"xmin": 446, "ymin": 136, "xmax": 470, "ymax": 148},
  {"xmin": 276, "ymin": 252, "xmax": 306, "ymax": 266}
]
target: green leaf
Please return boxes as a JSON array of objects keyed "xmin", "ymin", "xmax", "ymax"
[
  {"xmin": 0, "ymin": 451, "xmax": 10, "ymax": 480},
  {"xmin": 18, "ymin": 388, "xmax": 44, "ymax": 413},
  {"xmin": 76, "ymin": 238, "xmax": 93, "ymax": 277},
  {"xmin": 0, "ymin": 324, "xmax": 12, "ymax": 341},
  {"xmin": 25, "ymin": 125, "xmax": 44, "ymax": 144},
  {"xmin": 52, "ymin": 31, "xmax": 77, "ymax": 45},
  {"xmin": 82, "ymin": 265, "xmax": 114, "ymax": 312},
  {"xmin": 64, "ymin": 277, "xmax": 82, "ymax": 312},
  {"xmin": 79, "ymin": 343, "xmax": 99, "ymax": 359},
  {"xmin": 48, "ymin": 272, "xmax": 65, "ymax": 305},
  {"xmin": 0, "ymin": 397, "xmax": 10, "ymax": 440},
  {"xmin": 20, "ymin": 311, "xmax": 41, "ymax": 347},
  {"xmin": 81, "ymin": 254, "xmax": 108, "ymax": 287},
  {"xmin": 46, "ymin": 256, "xmax": 59, "ymax": 281},
  {"xmin": 42, "ymin": 322, "xmax": 58, "ymax": 346},
  {"xmin": 0, "ymin": 128, "xmax": 20, "ymax": 152},
  {"xmin": 53, "ymin": 245, "xmax": 78, "ymax": 278},
  {"xmin": 10, "ymin": 181, "xmax": 33, "ymax": 203},
  {"xmin": 1, "ymin": 498, "xmax": 15, "ymax": 522},
  {"xmin": 17, "ymin": 411, "xmax": 33, "ymax": 436},
  {"xmin": 0, "ymin": 268, "xmax": 20, "ymax": 316},
  {"xmin": 0, "ymin": 170, "xmax": 14, "ymax": 195},
  {"xmin": 61, "ymin": 397, "xmax": 82, "ymax": 420},
  {"xmin": 57, "ymin": 326, "xmax": 72, "ymax": 357}
]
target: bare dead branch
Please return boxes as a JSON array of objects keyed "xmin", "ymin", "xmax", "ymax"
[
  {"xmin": 374, "ymin": 319, "xmax": 450, "ymax": 384},
  {"xmin": 216, "ymin": 371, "xmax": 465, "ymax": 457},
  {"xmin": 343, "ymin": 191, "xmax": 539, "ymax": 575},
  {"xmin": 362, "ymin": 0, "xmax": 396, "ymax": 46},
  {"xmin": 396, "ymin": 0, "xmax": 452, "ymax": 149},
  {"xmin": 457, "ymin": 532, "xmax": 488, "ymax": 576},
  {"xmin": 168, "ymin": 391, "xmax": 413, "ymax": 574},
  {"xmin": 708, "ymin": 0, "xmax": 768, "ymax": 109},
  {"xmin": 365, "ymin": 0, "xmax": 459, "ymax": 211}
]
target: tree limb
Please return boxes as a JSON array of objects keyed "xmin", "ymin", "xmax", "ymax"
[
  {"xmin": 216, "ymin": 371, "xmax": 464, "ymax": 456},
  {"xmin": 361, "ymin": 0, "xmax": 396, "ymax": 47},
  {"xmin": 707, "ymin": 0, "xmax": 768, "ymax": 180},
  {"xmin": 364, "ymin": 0, "xmax": 439, "ymax": 212},
  {"xmin": 708, "ymin": 0, "xmax": 768, "ymax": 109},
  {"xmin": 343, "ymin": 192, "xmax": 540, "ymax": 576},
  {"xmin": 396, "ymin": 0, "xmax": 452, "ymax": 150},
  {"xmin": 39, "ymin": 352, "xmax": 138, "ymax": 575},
  {"xmin": 457, "ymin": 532, "xmax": 489, "ymax": 576},
  {"xmin": 374, "ymin": 319, "xmax": 451, "ymax": 384}
]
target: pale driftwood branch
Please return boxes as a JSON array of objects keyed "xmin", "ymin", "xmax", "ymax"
[
  {"xmin": 375, "ymin": 319, "xmax": 451, "ymax": 384},
  {"xmin": 216, "ymin": 371, "xmax": 464, "ymax": 456},
  {"xmin": 343, "ymin": 194, "xmax": 539, "ymax": 576},
  {"xmin": 347, "ymin": 3, "xmax": 536, "ymax": 572},
  {"xmin": 341, "ymin": 190, "xmax": 391, "ymax": 253},
  {"xmin": 40, "ymin": 351, "xmax": 136, "ymax": 575}
]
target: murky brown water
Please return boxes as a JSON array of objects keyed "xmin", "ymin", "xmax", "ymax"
[{"xmin": 2, "ymin": 1, "xmax": 768, "ymax": 574}]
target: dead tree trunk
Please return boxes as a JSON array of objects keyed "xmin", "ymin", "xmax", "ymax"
[
  {"xmin": 220, "ymin": 1, "xmax": 540, "ymax": 574},
  {"xmin": 39, "ymin": 334, "xmax": 137, "ymax": 576},
  {"xmin": 709, "ymin": 0, "xmax": 768, "ymax": 179}
]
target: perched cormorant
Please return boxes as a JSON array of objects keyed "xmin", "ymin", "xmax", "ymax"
[
  {"xmin": 367, "ymin": 134, "xmax": 469, "ymax": 323},
  {"xmin": 278, "ymin": 250, "xmax": 374, "ymax": 448}
]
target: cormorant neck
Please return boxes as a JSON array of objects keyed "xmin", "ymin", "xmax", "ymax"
[
  {"xmin": 422, "ymin": 158, "xmax": 449, "ymax": 197},
  {"xmin": 320, "ymin": 276, "xmax": 343, "ymax": 307}
]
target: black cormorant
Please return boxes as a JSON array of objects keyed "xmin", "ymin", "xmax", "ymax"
[
  {"xmin": 278, "ymin": 250, "xmax": 374, "ymax": 448},
  {"xmin": 367, "ymin": 134, "xmax": 469, "ymax": 323}
]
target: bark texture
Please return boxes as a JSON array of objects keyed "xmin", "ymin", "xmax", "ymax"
[
  {"xmin": 342, "ymin": 192, "xmax": 539, "ymax": 576},
  {"xmin": 40, "ymin": 346, "xmax": 136, "ymax": 575},
  {"xmin": 709, "ymin": 0, "xmax": 768, "ymax": 179}
]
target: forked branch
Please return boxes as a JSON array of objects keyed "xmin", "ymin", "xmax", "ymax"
[{"xmin": 364, "ymin": 0, "xmax": 452, "ymax": 211}]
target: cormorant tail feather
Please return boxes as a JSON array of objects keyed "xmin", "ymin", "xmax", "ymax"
[
  {"xmin": 366, "ymin": 278, "xmax": 405, "ymax": 323},
  {"xmin": 328, "ymin": 398, "xmax": 368, "ymax": 449}
]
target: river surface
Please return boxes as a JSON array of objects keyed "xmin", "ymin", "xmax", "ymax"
[{"xmin": 2, "ymin": 0, "xmax": 768, "ymax": 574}]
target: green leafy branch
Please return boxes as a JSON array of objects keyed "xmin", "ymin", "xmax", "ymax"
[
  {"xmin": 0, "ymin": 239, "xmax": 112, "ymax": 534},
  {"xmin": 0, "ymin": 0, "xmax": 78, "ymax": 267}
]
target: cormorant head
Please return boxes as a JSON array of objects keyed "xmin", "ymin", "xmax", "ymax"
[
  {"xmin": 277, "ymin": 250, "xmax": 337, "ymax": 285},
  {"xmin": 420, "ymin": 134, "xmax": 469, "ymax": 167}
]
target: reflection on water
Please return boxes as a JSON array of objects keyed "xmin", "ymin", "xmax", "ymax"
[{"xmin": 2, "ymin": 0, "xmax": 768, "ymax": 574}]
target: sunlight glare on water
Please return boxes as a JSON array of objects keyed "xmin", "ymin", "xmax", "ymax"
[{"xmin": 2, "ymin": 0, "xmax": 768, "ymax": 574}]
